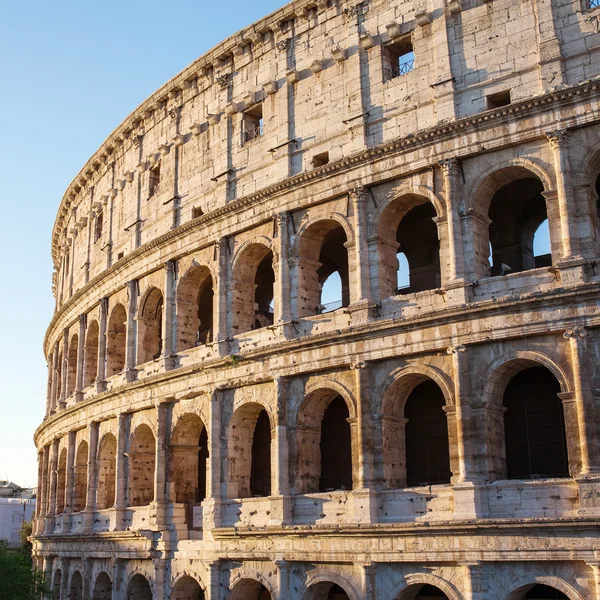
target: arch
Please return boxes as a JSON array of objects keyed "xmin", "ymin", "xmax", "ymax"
[
  {"xmin": 375, "ymin": 192, "xmax": 442, "ymax": 299},
  {"xmin": 303, "ymin": 572, "xmax": 361, "ymax": 600},
  {"xmin": 126, "ymin": 573, "xmax": 153, "ymax": 600},
  {"xmin": 96, "ymin": 433, "xmax": 117, "ymax": 510},
  {"xmin": 394, "ymin": 573, "xmax": 460, "ymax": 600},
  {"xmin": 84, "ymin": 319, "xmax": 99, "ymax": 388},
  {"xmin": 293, "ymin": 387, "xmax": 356, "ymax": 494},
  {"xmin": 294, "ymin": 217, "xmax": 351, "ymax": 317},
  {"xmin": 170, "ymin": 413, "xmax": 208, "ymax": 525},
  {"xmin": 73, "ymin": 440, "xmax": 88, "ymax": 512},
  {"xmin": 176, "ymin": 263, "xmax": 215, "ymax": 351},
  {"xmin": 231, "ymin": 241, "xmax": 275, "ymax": 335},
  {"xmin": 171, "ymin": 574, "xmax": 205, "ymax": 600},
  {"xmin": 374, "ymin": 185, "xmax": 445, "ymax": 223},
  {"xmin": 56, "ymin": 448, "xmax": 67, "ymax": 513},
  {"xmin": 128, "ymin": 424, "xmax": 156, "ymax": 506},
  {"xmin": 505, "ymin": 576, "xmax": 584, "ymax": 600},
  {"xmin": 230, "ymin": 577, "xmax": 274, "ymax": 600},
  {"xmin": 106, "ymin": 303, "xmax": 127, "ymax": 376},
  {"xmin": 52, "ymin": 568, "xmax": 62, "ymax": 597},
  {"xmin": 69, "ymin": 570, "xmax": 83, "ymax": 600},
  {"xmin": 503, "ymin": 366, "xmax": 568, "ymax": 479},
  {"xmin": 468, "ymin": 163, "xmax": 554, "ymax": 280},
  {"xmin": 92, "ymin": 571, "xmax": 112, "ymax": 600},
  {"xmin": 66, "ymin": 333, "xmax": 78, "ymax": 397},
  {"xmin": 226, "ymin": 402, "xmax": 272, "ymax": 499},
  {"xmin": 137, "ymin": 286, "xmax": 164, "ymax": 365}
]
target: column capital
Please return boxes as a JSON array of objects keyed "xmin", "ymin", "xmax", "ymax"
[
  {"xmin": 348, "ymin": 186, "xmax": 369, "ymax": 203},
  {"xmin": 546, "ymin": 129, "xmax": 570, "ymax": 149},
  {"xmin": 438, "ymin": 157, "xmax": 461, "ymax": 175},
  {"xmin": 563, "ymin": 326, "xmax": 587, "ymax": 339},
  {"xmin": 447, "ymin": 344, "xmax": 466, "ymax": 354}
]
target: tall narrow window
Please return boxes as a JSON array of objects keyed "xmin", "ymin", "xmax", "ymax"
[
  {"xmin": 242, "ymin": 104, "xmax": 264, "ymax": 144},
  {"xmin": 590, "ymin": 0, "xmax": 599, "ymax": 9},
  {"xmin": 94, "ymin": 211, "xmax": 103, "ymax": 243},
  {"xmin": 149, "ymin": 163, "xmax": 161, "ymax": 197},
  {"xmin": 319, "ymin": 396, "xmax": 352, "ymax": 492},
  {"xmin": 250, "ymin": 410, "xmax": 271, "ymax": 497}
]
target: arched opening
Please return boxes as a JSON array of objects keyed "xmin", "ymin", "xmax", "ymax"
[
  {"xmin": 296, "ymin": 220, "xmax": 349, "ymax": 317},
  {"xmin": 503, "ymin": 367, "xmax": 568, "ymax": 479},
  {"xmin": 137, "ymin": 288, "xmax": 164, "ymax": 364},
  {"xmin": 320, "ymin": 396, "xmax": 352, "ymax": 492},
  {"xmin": 92, "ymin": 572, "xmax": 112, "ymax": 600},
  {"xmin": 66, "ymin": 333, "xmax": 78, "ymax": 397},
  {"xmin": 319, "ymin": 271, "xmax": 343, "ymax": 313},
  {"xmin": 230, "ymin": 580, "xmax": 271, "ymax": 600},
  {"xmin": 56, "ymin": 448, "xmax": 67, "ymax": 514},
  {"xmin": 397, "ymin": 584, "xmax": 450, "ymax": 599},
  {"xmin": 126, "ymin": 574, "xmax": 152, "ymax": 600},
  {"xmin": 70, "ymin": 570, "xmax": 83, "ymax": 600},
  {"xmin": 176, "ymin": 264, "xmax": 214, "ymax": 351},
  {"xmin": 84, "ymin": 320, "xmax": 99, "ymax": 388},
  {"xmin": 96, "ymin": 433, "xmax": 116, "ymax": 510},
  {"xmin": 128, "ymin": 424, "xmax": 156, "ymax": 506},
  {"xmin": 171, "ymin": 575, "xmax": 205, "ymax": 600},
  {"xmin": 293, "ymin": 389, "xmax": 354, "ymax": 495},
  {"xmin": 171, "ymin": 414, "xmax": 208, "ymax": 526},
  {"xmin": 73, "ymin": 441, "xmax": 88, "ymax": 512},
  {"xmin": 488, "ymin": 177, "xmax": 550, "ymax": 276},
  {"xmin": 106, "ymin": 303, "xmax": 127, "ymax": 377},
  {"xmin": 52, "ymin": 569, "xmax": 61, "ymax": 598},
  {"xmin": 405, "ymin": 380, "xmax": 451, "ymax": 487},
  {"xmin": 231, "ymin": 243, "xmax": 275, "ymax": 335},
  {"xmin": 376, "ymin": 195, "xmax": 440, "ymax": 299},
  {"xmin": 226, "ymin": 404, "xmax": 272, "ymax": 499},
  {"xmin": 306, "ymin": 582, "xmax": 352, "ymax": 600}
]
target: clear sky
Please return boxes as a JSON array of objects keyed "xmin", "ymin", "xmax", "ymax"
[{"xmin": 0, "ymin": 0, "xmax": 284, "ymax": 487}]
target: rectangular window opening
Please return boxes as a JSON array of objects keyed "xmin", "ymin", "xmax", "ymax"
[
  {"xmin": 486, "ymin": 90, "xmax": 511, "ymax": 109},
  {"xmin": 192, "ymin": 206, "xmax": 204, "ymax": 219},
  {"xmin": 312, "ymin": 151, "xmax": 330, "ymax": 168},
  {"xmin": 590, "ymin": 0, "xmax": 599, "ymax": 8},
  {"xmin": 242, "ymin": 104, "xmax": 264, "ymax": 144},
  {"xmin": 148, "ymin": 163, "xmax": 161, "ymax": 197},
  {"xmin": 94, "ymin": 211, "xmax": 103, "ymax": 243},
  {"xmin": 383, "ymin": 37, "xmax": 415, "ymax": 81},
  {"xmin": 117, "ymin": 251, "xmax": 124, "ymax": 261}
]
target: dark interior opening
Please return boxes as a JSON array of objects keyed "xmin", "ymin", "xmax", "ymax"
[
  {"xmin": 319, "ymin": 396, "xmax": 352, "ymax": 492},
  {"xmin": 197, "ymin": 277, "xmax": 214, "ymax": 344},
  {"xmin": 405, "ymin": 380, "xmax": 452, "ymax": 487},
  {"xmin": 254, "ymin": 251, "xmax": 275, "ymax": 329},
  {"xmin": 250, "ymin": 410, "xmax": 272, "ymax": 497},
  {"xmin": 503, "ymin": 367, "xmax": 568, "ymax": 479},
  {"xmin": 317, "ymin": 227, "xmax": 349, "ymax": 312},
  {"xmin": 524, "ymin": 584, "xmax": 568, "ymax": 599},
  {"xmin": 197, "ymin": 427, "xmax": 209, "ymax": 503}
]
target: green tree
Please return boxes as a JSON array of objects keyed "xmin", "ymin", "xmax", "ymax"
[{"xmin": 0, "ymin": 538, "xmax": 53, "ymax": 600}]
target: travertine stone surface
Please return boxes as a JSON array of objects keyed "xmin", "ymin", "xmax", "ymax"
[{"xmin": 34, "ymin": 0, "xmax": 600, "ymax": 598}]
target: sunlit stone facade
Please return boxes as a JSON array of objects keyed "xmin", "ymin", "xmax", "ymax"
[{"xmin": 34, "ymin": 0, "xmax": 600, "ymax": 598}]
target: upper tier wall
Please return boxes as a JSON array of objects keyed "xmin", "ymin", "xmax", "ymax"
[{"xmin": 51, "ymin": 0, "xmax": 600, "ymax": 307}]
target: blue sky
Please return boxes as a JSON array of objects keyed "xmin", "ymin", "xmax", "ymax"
[{"xmin": 0, "ymin": 0, "xmax": 283, "ymax": 487}]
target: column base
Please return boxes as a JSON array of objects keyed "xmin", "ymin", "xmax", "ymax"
[
  {"xmin": 453, "ymin": 481, "xmax": 489, "ymax": 519},
  {"xmin": 95, "ymin": 380, "xmax": 107, "ymax": 394},
  {"xmin": 346, "ymin": 300, "xmax": 378, "ymax": 326},
  {"xmin": 125, "ymin": 368, "xmax": 138, "ymax": 383},
  {"xmin": 576, "ymin": 474, "xmax": 600, "ymax": 516},
  {"xmin": 351, "ymin": 488, "xmax": 378, "ymax": 524},
  {"xmin": 555, "ymin": 256, "xmax": 588, "ymax": 285},
  {"xmin": 202, "ymin": 498, "xmax": 223, "ymax": 532},
  {"xmin": 443, "ymin": 279, "xmax": 473, "ymax": 305},
  {"xmin": 268, "ymin": 495, "xmax": 293, "ymax": 527}
]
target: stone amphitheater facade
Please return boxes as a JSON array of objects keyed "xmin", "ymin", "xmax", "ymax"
[{"xmin": 33, "ymin": 0, "xmax": 600, "ymax": 597}]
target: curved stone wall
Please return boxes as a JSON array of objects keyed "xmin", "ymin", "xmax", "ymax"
[{"xmin": 35, "ymin": 0, "xmax": 600, "ymax": 598}]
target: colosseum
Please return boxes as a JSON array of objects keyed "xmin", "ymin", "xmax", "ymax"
[{"xmin": 33, "ymin": 0, "xmax": 600, "ymax": 597}]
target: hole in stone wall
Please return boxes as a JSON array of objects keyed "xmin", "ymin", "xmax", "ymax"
[
  {"xmin": 312, "ymin": 151, "xmax": 330, "ymax": 168},
  {"xmin": 486, "ymin": 89, "xmax": 511, "ymax": 109},
  {"xmin": 383, "ymin": 36, "xmax": 415, "ymax": 80}
]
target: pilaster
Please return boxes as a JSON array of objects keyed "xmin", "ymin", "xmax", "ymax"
[
  {"xmin": 75, "ymin": 314, "xmax": 86, "ymax": 401},
  {"xmin": 125, "ymin": 279, "xmax": 138, "ymax": 382},
  {"xmin": 96, "ymin": 297, "xmax": 108, "ymax": 392},
  {"xmin": 83, "ymin": 421, "xmax": 99, "ymax": 532}
]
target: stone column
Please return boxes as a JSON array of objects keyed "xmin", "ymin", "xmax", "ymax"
[
  {"xmin": 214, "ymin": 238, "xmax": 230, "ymax": 356},
  {"xmin": 351, "ymin": 362, "xmax": 377, "ymax": 523},
  {"xmin": 60, "ymin": 562, "xmax": 70, "ymax": 600},
  {"xmin": 162, "ymin": 261, "xmax": 177, "ymax": 369},
  {"xmin": 203, "ymin": 388, "xmax": 223, "ymax": 531},
  {"xmin": 42, "ymin": 555, "xmax": 54, "ymax": 599},
  {"xmin": 125, "ymin": 280, "xmax": 138, "ymax": 382},
  {"xmin": 461, "ymin": 562, "xmax": 484, "ymax": 600},
  {"xmin": 84, "ymin": 421, "xmax": 99, "ymax": 531},
  {"xmin": 361, "ymin": 563, "xmax": 377, "ymax": 600},
  {"xmin": 586, "ymin": 563, "xmax": 600, "ymax": 599},
  {"xmin": 206, "ymin": 560, "xmax": 221, "ymax": 600},
  {"xmin": 60, "ymin": 329, "xmax": 69, "ymax": 406},
  {"xmin": 96, "ymin": 297, "xmax": 108, "ymax": 392},
  {"xmin": 564, "ymin": 328, "xmax": 600, "ymax": 476},
  {"xmin": 36, "ymin": 448, "xmax": 48, "ymax": 535},
  {"xmin": 114, "ymin": 413, "xmax": 130, "ymax": 529},
  {"xmin": 153, "ymin": 401, "xmax": 172, "ymax": 529},
  {"xmin": 270, "ymin": 378, "xmax": 292, "ymax": 526},
  {"xmin": 533, "ymin": 0, "xmax": 565, "ymax": 90},
  {"xmin": 448, "ymin": 345, "xmax": 487, "ymax": 518},
  {"xmin": 111, "ymin": 558, "xmax": 123, "ymax": 600},
  {"xmin": 275, "ymin": 559, "xmax": 289, "ymax": 600},
  {"xmin": 45, "ymin": 359, "xmax": 53, "ymax": 417},
  {"xmin": 153, "ymin": 558, "xmax": 168, "ymax": 600},
  {"xmin": 44, "ymin": 439, "xmax": 59, "ymax": 534},
  {"xmin": 50, "ymin": 342, "xmax": 60, "ymax": 412},
  {"xmin": 349, "ymin": 187, "xmax": 371, "ymax": 302},
  {"xmin": 546, "ymin": 130, "xmax": 581, "ymax": 261},
  {"xmin": 439, "ymin": 159, "xmax": 467, "ymax": 284},
  {"xmin": 274, "ymin": 213, "xmax": 292, "ymax": 326},
  {"xmin": 63, "ymin": 431, "xmax": 76, "ymax": 532},
  {"xmin": 75, "ymin": 314, "xmax": 86, "ymax": 400}
]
